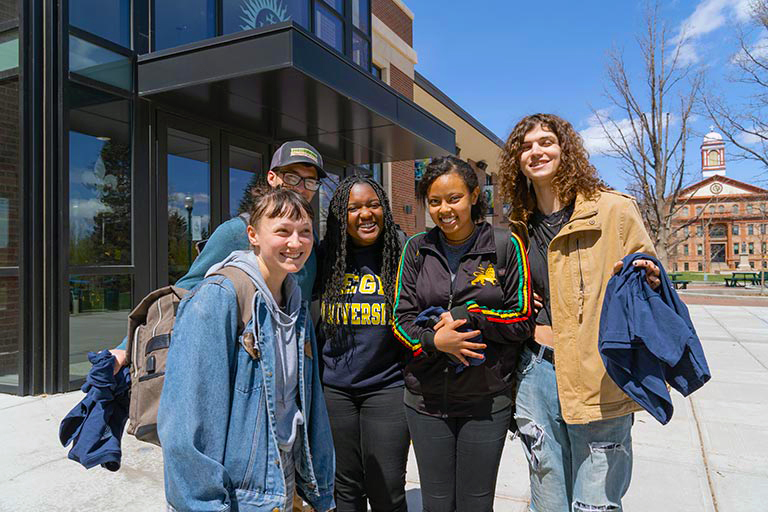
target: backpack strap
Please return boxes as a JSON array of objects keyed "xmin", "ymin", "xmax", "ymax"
[
  {"xmin": 493, "ymin": 227, "xmax": 510, "ymax": 287},
  {"xmin": 212, "ymin": 266, "xmax": 257, "ymax": 334}
]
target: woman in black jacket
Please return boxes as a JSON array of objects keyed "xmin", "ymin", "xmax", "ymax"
[
  {"xmin": 392, "ymin": 156, "xmax": 534, "ymax": 512},
  {"xmin": 318, "ymin": 175, "xmax": 410, "ymax": 512}
]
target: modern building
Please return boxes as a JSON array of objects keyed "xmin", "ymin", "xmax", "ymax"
[
  {"xmin": 0, "ymin": 0, "xmax": 506, "ymax": 395},
  {"xmin": 669, "ymin": 130, "xmax": 768, "ymax": 273}
]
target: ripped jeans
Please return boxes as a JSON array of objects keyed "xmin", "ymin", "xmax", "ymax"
[{"xmin": 514, "ymin": 346, "xmax": 633, "ymax": 512}]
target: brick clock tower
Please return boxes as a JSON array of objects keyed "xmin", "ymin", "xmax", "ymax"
[{"xmin": 701, "ymin": 127, "xmax": 726, "ymax": 178}]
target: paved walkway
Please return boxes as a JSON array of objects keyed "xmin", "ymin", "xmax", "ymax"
[{"xmin": 1, "ymin": 304, "xmax": 766, "ymax": 511}]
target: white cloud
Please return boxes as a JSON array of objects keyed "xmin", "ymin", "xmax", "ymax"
[
  {"xmin": 672, "ymin": 0, "xmax": 754, "ymax": 65},
  {"xmin": 736, "ymin": 130, "xmax": 767, "ymax": 145},
  {"xmin": 580, "ymin": 110, "xmax": 680, "ymax": 155}
]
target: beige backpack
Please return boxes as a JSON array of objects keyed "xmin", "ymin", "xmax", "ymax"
[{"xmin": 125, "ymin": 266, "xmax": 256, "ymax": 445}]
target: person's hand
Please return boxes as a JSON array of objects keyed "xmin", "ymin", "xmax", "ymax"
[
  {"xmin": 534, "ymin": 325, "xmax": 554, "ymax": 346},
  {"xmin": 432, "ymin": 311, "xmax": 455, "ymax": 331},
  {"xmin": 433, "ymin": 319, "xmax": 485, "ymax": 366},
  {"xmin": 109, "ymin": 349, "xmax": 127, "ymax": 375},
  {"xmin": 533, "ymin": 292, "xmax": 544, "ymax": 315},
  {"xmin": 613, "ymin": 258, "xmax": 661, "ymax": 289}
]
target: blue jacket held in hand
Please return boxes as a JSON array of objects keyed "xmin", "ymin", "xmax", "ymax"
[
  {"xmin": 59, "ymin": 350, "xmax": 130, "ymax": 471},
  {"xmin": 157, "ymin": 273, "xmax": 335, "ymax": 512},
  {"xmin": 598, "ymin": 253, "xmax": 711, "ymax": 425},
  {"xmin": 414, "ymin": 305, "xmax": 485, "ymax": 374}
]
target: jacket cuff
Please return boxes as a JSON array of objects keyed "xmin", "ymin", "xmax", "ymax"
[
  {"xmin": 308, "ymin": 490, "xmax": 335, "ymax": 512},
  {"xmin": 420, "ymin": 330, "xmax": 437, "ymax": 354},
  {"xmin": 450, "ymin": 304, "xmax": 471, "ymax": 324}
]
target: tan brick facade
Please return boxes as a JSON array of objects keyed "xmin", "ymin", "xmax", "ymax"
[{"xmin": 372, "ymin": 0, "xmax": 413, "ymax": 46}]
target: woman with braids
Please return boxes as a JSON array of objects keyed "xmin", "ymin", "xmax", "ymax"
[
  {"xmin": 498, "ymin": 113, "xmax": 661, "ymax": 512},
  {"xmin": 317, "ymin": 175, "xmax": 410, "ymax": 512},
  {"xmin": 392, "ymin": 156, "xmax": 534, "ymax": 512}
]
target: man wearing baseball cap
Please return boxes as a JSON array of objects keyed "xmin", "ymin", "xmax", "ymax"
[{"xmin": 109, "ymin": 141, "xmax": 325, "ymax": 365}]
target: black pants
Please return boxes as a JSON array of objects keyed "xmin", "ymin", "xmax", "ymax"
[
  {"xmin": 406, "ymin": 404, "xmax": 512, "ymax": 512},
  {"xmin": 324, "ymin": 385, "xmax": 411, "ymax": 512}
]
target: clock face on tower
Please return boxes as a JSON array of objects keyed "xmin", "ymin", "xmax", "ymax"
[{"xmin": 710, "ymin": 182, "xmax": 723, "ymax": 195}]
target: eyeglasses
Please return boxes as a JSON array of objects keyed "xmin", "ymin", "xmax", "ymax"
[{"xmin": 278, "ymin": 171, "xmax": 321, "ymax": 192}]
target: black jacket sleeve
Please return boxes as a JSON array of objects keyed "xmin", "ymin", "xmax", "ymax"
[
  {"xmin": 392, "ymin": 234, "xmax": 438, "ymax": 356},
  {"xmin": 450, "ymin": 231, "xmax": 534, "ymax": 344}
]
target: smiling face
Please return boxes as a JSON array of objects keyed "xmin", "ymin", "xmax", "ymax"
[
  {"xmin": 346, "ymin": 183, "xmax": 384, "ymax": 247},
  {"xmin": 247, "ymin": 213, "xmax": 314, "ymax": 279},
  {"xmin": 427, "ymin": 172, "xmax": 479, "ymax": 242},
  {"xmin": 520, "ymin": 123, "xmax": 562, "ymax": 187}
]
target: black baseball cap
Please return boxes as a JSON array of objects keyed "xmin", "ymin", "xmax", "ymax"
[{"xmin": 269, "ymin": 141, "xmax": 327, "ymax": 178}]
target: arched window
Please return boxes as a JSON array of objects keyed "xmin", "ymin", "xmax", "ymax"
[
  {"xmin": 708, "ymin": 150, "xmax": 720, "ymax": 166},
  {"xmin": 733, "ymin": 204, "xmax": 739, "ymax": 215}
]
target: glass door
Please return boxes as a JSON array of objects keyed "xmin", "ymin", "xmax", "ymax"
[{"xmin": 222, "ymin": 133, "xmax": 267, "ymax": 222}]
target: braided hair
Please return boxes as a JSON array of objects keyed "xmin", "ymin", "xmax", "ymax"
[{"xmin": 320, "ymin": 175, "xmax": 402, "ymax": 349}]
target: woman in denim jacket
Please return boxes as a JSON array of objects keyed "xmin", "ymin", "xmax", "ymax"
[{"xmin": 158, "ymin": 187, "xmax": 335, "ymax": 512}]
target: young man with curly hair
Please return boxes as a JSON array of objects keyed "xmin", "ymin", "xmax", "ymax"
[{"xmin": 498, "ymin": 114, "xmax": 660, "ymax": 512}]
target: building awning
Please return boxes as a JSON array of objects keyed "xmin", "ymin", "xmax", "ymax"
[{"xmin": 137, "ymin": 23, "xmax": 455, "ymax": 164}]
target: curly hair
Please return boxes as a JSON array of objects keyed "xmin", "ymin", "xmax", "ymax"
[
  {"xmin": 416, "ymin": 156, "xmax": 487, "ymax": 223},
  {"xmin": 319, "ymin": 176, "xmax": 402, "ymax": 350},
  {"xmin": 498, "ymin": 113, "xmax": 605, "ymax": 223}
]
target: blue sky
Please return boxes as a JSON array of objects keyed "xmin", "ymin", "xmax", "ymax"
[{"xmin": 410, "ymin": 0, "xmax": 766, "ymax": 191}]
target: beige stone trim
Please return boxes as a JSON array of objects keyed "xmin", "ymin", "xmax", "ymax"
[{"xmin": 372, "ymin": 16, "xmax": 418, "ymax": 68}]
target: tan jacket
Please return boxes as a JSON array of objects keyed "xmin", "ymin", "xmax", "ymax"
[{"xmin": 513, "ymin": 190, "xmax": 656, "ymax": 424}]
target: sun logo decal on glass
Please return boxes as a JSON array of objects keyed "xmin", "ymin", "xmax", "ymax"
[{"xmin": 240, "ymin": 0, "xmax": 291, "ymax": 30}]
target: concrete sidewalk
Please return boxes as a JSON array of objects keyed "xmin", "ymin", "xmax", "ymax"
[{"xmin": 1, "ymin": 304, "xmax": 766, "ymax": 511}]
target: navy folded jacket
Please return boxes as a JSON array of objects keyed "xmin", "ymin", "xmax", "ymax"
[
  {"xmin": 59, "ymin": 350, "xmax": 131, "ymax": 471},
  {"xmin": 599, "ymin": 253, "xmax": 711, "ymax": 425},
  {"xmin": 415, "ymin": 305, "xmax": 485, "ymax": 373}
]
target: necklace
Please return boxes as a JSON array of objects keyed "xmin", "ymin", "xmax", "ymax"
[{"xmin": 444, "ymin": 225, "xmax": 477, "ymax": 246}]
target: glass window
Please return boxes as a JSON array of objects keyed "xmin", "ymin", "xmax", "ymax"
[
  {"xmin": 684, "ymin": 262, "xmax": 689, "ymax": 271},
  {"xmin": 0, "ymin": 29, "xmax": 18, "ymax": 73},
  {"xmin": 762, "ymin": 224, "xmax": 767, "ymax": 235},
  {"xmin": 748, "ymin": 204, "xmax": 754, "ymax": 214},
  {"xmin": 69, "ymin": 35, "xmax": 132, "ymax": 90},
  {"xmin": 762, "ymin": 242, "xmax": 767, "ymax": 254},
  {"xmin": 371, "ymin": 64, "xmax": 382, "ymax": 80},
  {"xmin": 317, "ymin": 169, "xmax": 341, "ymax": 239},
  {"xmin": 742, "ymin": 242, "xmax": 747, "ymax": 253},
  {"xmin": 0, "ymin": 0, "xmax": 17, "ymax": 23},
  {"xmin": 683, "ymin": 226, "xmax": 689, "ymax": 236},
  {"xmin": 709, "ymin": 224, "xmax": 726, "ymax": 238},
  {"xmin": 718, "ymin": 205, "xmax": 724, "ymax": 213},
  {"xmin": 709, "ymin": 205, "xmax": 715, "ymax": 214},
  {"xmin": 223, "ymin": 0, "xmax": 309, "ymax": 34},
  {"xmin": 315, "ymin": 3, "xmax": 343, "ymax": 52},
  {"xmin": 734, "ymin": 243, "xmax": 739, "ymax": 254},
  {"xmin": 710, "ymin": 243, "xmax": 725, "ymax": 263},
  {"xmin": 697, "ymin": 262, "xmax": 703, "ymax": 272},
  {"xmin": 696, "ymin": 225, "xmax": 703, "ymax": 236},
  {"xmin": 69, "ymin": 98, "xmax": 132, "ymax": 266},
  {"xmin": 733, "ymin": 224, "xmax": 740, "ymax": 235},
  {"xmin": 697, "ymin": 244, "xmax": 702, "ymax": 256},
  {"xmin": 167, "ymin": 129, "xmax": 211, "ymax": 284},
  {"xmin": 228, "ymin": 145, "xmax": 263, "ymax": 218},
  {"xmin": 683, "ymin": 244, "xmax": 689, "ymax": 256},
  {"xmin": 748, "ymin": 224, "xmax": 754, "ymax": 235},
  {"xmin": 0, "ymin": 276, "xmax": 19, "ymax": 388},
  {"xmin": 707, "ymin": 150, "xmax": 719, "ymax": 166},
  {"xmin": 749, "ymin": 242, "xmax": 754, "ymax": 254},
  {"xmin": 323, "ymin": 0, "xmax": 344, "ymax": 14},
  {"xmin": 70, "ymin": 0, "xmax": 131, "ymax": 47},
  {"xmin": 69, "ymin": 274, "xmax": 133, "ymax": 383},
  {"xmin": 732, "ymin": 204, "xmax": 739, "ymax": 215},
  {"xmin": 155, "ymin": 0, "xmax": 216, "ymax": 51},
  {"xmin": 696, "ymin": 206, "xmax": 702, "ymax": 215},
  {"xmin": 352, "ymin": 31, "xmax": 369, "ymax": 69},
  {"xmin": 352, "ymin": 0, "xmax": 369, "ymax": 32}
]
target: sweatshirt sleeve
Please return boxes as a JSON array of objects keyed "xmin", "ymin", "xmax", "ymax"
[
  {"xmin": 157, "ymin": 278, "xmax": 239, "ymax": 512},
  {"xmin": 450, "ymin": 231, "xmax": 534, "ymax": 344},
  {"xmin": 392, "ymin": 234, "xmax": 437, "ymax": 357},
  {"xmin": 175, "ymin": 218, "xmax": 250, "ymax": 290}
]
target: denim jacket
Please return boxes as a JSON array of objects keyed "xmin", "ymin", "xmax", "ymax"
[{"xmin": 158, "ymin": 275, "xmax": 335, "ymax": 512}]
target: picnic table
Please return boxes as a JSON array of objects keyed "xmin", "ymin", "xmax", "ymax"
[
  {"xmin": 724, "ymin": 271, "xmax": 759, "ymax": 287},
  {"xmin": 668, "ymin": 273, "xmax": 690, "ymax": 290}
]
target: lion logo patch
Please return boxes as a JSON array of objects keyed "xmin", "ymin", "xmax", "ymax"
[{"xmin": 471, "ymin": 264, "xmax": 498, "ymax": 286}]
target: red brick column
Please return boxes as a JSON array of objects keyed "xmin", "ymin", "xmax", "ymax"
[
  {"xmin": 388, "ymin": 65, "xmax": 419, "ymax": 234},
  {"xmin": 372, "ymin": 0, "xmax": 413, "ymax": 45}
]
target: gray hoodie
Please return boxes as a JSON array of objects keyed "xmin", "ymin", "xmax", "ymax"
[{"xmin": 207, "ymin": 250, "xmax": 304, "ymax": 451}]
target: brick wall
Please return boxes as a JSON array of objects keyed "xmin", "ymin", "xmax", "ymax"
[
  {"xmin": 0, "ymin": 78, "xmax": 20, "ymax": 380},
  {"xmin": 387, "ymin": 65, "xmax": 417, "ymax": 234},
  {"xmin": 372, "ymin": 0, "xmax": 412, "ymax": 46}
]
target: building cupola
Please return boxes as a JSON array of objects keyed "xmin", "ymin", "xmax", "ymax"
[{"xmin": 702, "ymin": 126, "xmax": 726, "ymax": 178}]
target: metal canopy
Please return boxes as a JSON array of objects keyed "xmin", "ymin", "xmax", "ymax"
[{"xmin": 138, "ymin": 23, "xmax": 455, "ymax": 164}]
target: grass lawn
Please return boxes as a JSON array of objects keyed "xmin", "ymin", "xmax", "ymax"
[{"xmin": 672, "ymin": 272, "xmax": 728, "ymax": 282}]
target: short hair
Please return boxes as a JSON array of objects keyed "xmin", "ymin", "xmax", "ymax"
[
  {"xmin": 248, "ymin": 185, "xmax": 314, "ymax": 228},
  {"xmin": 416, "ymin": 156, "xmax": 487, "ymax": 222}
]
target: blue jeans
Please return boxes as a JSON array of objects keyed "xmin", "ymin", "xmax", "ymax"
[{"xmin": 515, "ymin": 346, "xmax": 633, "ymax": 512}]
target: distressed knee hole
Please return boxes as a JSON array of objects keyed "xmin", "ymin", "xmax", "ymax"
[
  {"xmin": 588, "ymin": 442, "xmax": 629, "ymax": 456},
  {"xmin": 515, "ymin": 417, "xmax": 547, "ymax": 472},
  {"xmin": 573, "ymin": 501, "xmax": 620, "ymax": 511}
]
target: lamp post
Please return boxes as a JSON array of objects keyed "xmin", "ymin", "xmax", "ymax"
[{"xmin": 184, "ymin": 195, "xmax": 194, "ymax": 267}]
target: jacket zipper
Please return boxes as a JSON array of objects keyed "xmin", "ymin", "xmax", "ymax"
[{"xmin": 576, "ymin": 239, "xmax": 585, "ymax": 321}]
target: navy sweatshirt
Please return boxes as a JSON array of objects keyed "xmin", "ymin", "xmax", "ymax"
[{"xmin": 318, "ymin": 241, "xmax": 406, "ymax": 390}]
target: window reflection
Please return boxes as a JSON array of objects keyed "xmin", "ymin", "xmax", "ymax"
[
  {"xmin": 167, "ymin": 129, "xmax": 211, "ymax": 284},
  {"xmin": 352, "ymin": 0, "xmax": 369, "ymax": 32},
  {"xmin": 155, "ymin": 0, "xmax": 216, "ymax": 51},
  {"xmin": 315, "ymin": 3, "xmax": 343, "ymax": 52},
  {"xmin": 223, "ymin": 0, "xmax": 309, "ymax": 34},
  {"xmin": 352, "ymin": 31, "xmax": 369, "ymax": 69},
  {"xmin": 317, "ymin": 171, "xmax": 341, "ymax": 240},
  {"xmin": 0, "ymin": 276, "xmax": 19, "ymax": 388},
  {"xmin": 70, "ymin": 0, "xmax": 131, "ymax": 48},
  {"xmin": 69, "ymin": 97, "xmax": 131, "ymax": 266},
  {"xmin": 0, "ymin": 30, "xmax": 19, "ymax": 72},
  {"xmin": 69, "ymin": 274, "xmax": 132, "ymax": 382},
  {"xmin": 229, "ymin": 146, "xmax": 262, "ymax": 218},
  {"xmin": 0, "ymin": 80, "xmax": 19, "ymax": 267},
  {"xmin": 69, "ymin": 35, "xmax": 132, "ymax": 90}
]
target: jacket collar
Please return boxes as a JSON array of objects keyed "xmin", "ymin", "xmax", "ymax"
[
  {"xmin": 550, "ymin": 192, "xmax": 602, "ymax": 239},
  {"xmin": 420, "ymin": 221, "xmax": 495, "ymax": 256}
]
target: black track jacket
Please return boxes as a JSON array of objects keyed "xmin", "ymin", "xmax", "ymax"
[{"xmin": 392, "ymin": 222, "xmax": 534, "ymax": 417}]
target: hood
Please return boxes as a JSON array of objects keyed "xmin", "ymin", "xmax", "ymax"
[{"xmin": 206, "ymin": 250, "xmax": 302, "ymax": 318}]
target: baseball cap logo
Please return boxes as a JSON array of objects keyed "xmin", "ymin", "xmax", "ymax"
[{"xmin": 290, "ymin": 147, "xmax": 319, "ymax": 163}]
